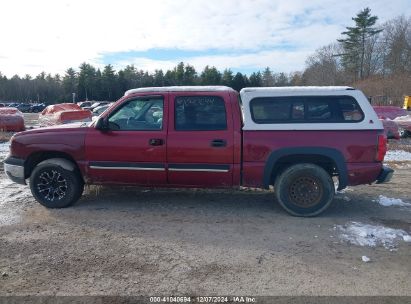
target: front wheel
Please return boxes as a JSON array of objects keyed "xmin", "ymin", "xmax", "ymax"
[
  {"xmin": 29, "ymin": 163, "xmax": 84, "ymax": 208},
  {"xmin": 275, "ymin": 163, "xmax": 334, "ymax": 217}
]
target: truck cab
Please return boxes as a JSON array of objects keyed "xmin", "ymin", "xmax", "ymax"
[{"xmin": 87, "ymin": 86, "xmax": 241, "ymax": 188}]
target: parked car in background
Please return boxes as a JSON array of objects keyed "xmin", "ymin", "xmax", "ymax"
[
  {"xmin": 84, "ymin": 101, "xmax": 111, "ymax": 112},
  {"xmin": 77, "ymin": 101, "xmax": 92, "ymax": 108},
  {"xmin": 380, "ymin": 119, "xmax": 400, "ymax": 139},
  {"xmin": 29, "ymin": 103, "xmax": 46, "ymax": 113},
  {"xmin": 0, "ymin": 107, "xmax": 25, "ymax": 131},
  {"xmin": 16, "ymin": 103, "xmax": 32, "ymax": 113},
  {"xmin": 373, "ymin": 106, "xmax": 411, "ymax": 138},
  {"xmin": 0, "ymin": 103, "xmax": 5, "ymax": 107},
  {"xmin": 38, "ymin": 103, "xmax": 92, "ymax": 127},
  {"xmin": 92, "ymin": 103, "xmax": 113, "ymax": 116}
]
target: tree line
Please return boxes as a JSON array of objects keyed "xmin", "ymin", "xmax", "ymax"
[
  {"xmin": 0, "ymin": 9, "xmax": 410, "ymax": 105},
  {"xmin": 0, "ymin": 63, "xmax": 296, "ymax": 104}
]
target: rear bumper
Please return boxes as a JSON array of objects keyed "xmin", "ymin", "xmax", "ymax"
[
  {"xmin": 4, "ymin": 156, "xmax": 26, "ymax": 185},
  {"xmin": 376, "ymin": 166, "xmax": 394, "ymax": 184}
]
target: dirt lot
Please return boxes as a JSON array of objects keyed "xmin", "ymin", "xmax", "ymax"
[{"xmin": 0, "ymin": 114, "xmax": 410, "ymax": 296}]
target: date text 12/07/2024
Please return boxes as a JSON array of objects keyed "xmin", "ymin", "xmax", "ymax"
[{"xmin": 149, "ymin": 296, "xmax": 257, "ymax": 303}]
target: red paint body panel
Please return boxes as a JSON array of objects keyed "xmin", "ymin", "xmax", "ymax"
[
  {"xmin": 243, "ymin": 130, "xmax": 378, "ymax": 163},
  {"xmin": 242, "ymin": 162, "xmax": 265, "ymax": 188},
  {"xmin": 242, "ymin": 130, "xmax": 381, "ymax": 188},
  {"xmin": 8, "ymin": 88, "xmax": 386, "ymax": 191},
  {"xmin": 166, "ymin": 91, "xmax": 234, "ymax": 187},
  {"xmin": 11, "ymin": 124, "xmax": 88, "ymax": 177},
  {"xmin": 346, "ymin": 162, "xmax": 382, "ymax": 185},
  {"xmin": 84, "ymin": 93, "xmax": 168, "ymax": 185},
  {"xmin": 11, "ymin": 125, "xmax": 88, "ymax": 161}
]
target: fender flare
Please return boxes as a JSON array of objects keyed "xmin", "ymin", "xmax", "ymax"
[
  {"xmin": 263, "ymin": 147, "xmax": 348, "ymax": 190},
  {"xmin": 37, "ymin": 158, "xmax": 76, "ymax": 172}
]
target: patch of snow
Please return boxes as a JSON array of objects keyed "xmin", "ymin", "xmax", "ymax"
[
  {"xmin": 337, "ymin": 222, "xmax": 411, "ymax": 249},
  {"xmin": 393, "ymin": 115, "xmax": 411, "ymax": 121},
  {"xmin": 387, "ymin": 163, "xmax": 411, "ymax": 169},
  {"xmin": 362, "ymin": 256, "xmax": 370, "ymax": 262},
  {"xmin": 384, "ymin": 150, "xmax": 411, "ymax": 162},
  {"xmin": 374, "ymin": 195, "xmax": 411, "ymax": 207},
  {"xmin": 403, "ymin": 235, "xmax": 411, "ymax": 242},
  {"xmin": 0, "ymin": 141, "xmax": 10, "ymax": 162},
  {"xmin": 0, "ymin": 178, "xmax": 31, "ymax": 226},
  {"xmin": 334, "ymin": 183, "xmax": 353, "ymax": 194},
  {"xmin": 335, "ymin": 195, "xmax": 351, "ymax": 202}
]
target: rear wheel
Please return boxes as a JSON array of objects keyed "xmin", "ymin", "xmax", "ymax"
[
  {"xmin": 30, "ymin": 162, "xmax": 84, "ymax": 208},
  {"xmin": 275, "ymin": 163, "xmax": 334, "ymax": 217}
]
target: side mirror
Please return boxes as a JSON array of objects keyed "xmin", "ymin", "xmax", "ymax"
[{"xmin": 95, "ymin": 117, "xmax": 109, "ymax": 131}]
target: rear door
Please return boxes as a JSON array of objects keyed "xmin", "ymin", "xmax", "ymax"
[
  {"xmin": 166, "ymin": 92, "xmax": 234, "ymax": 187},
  {"xmin": 85, "ymin": 94, "xmax": 168, "ymax": 185}
]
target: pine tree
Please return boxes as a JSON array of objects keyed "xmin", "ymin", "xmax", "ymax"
[
  {"xmin": 221, "ymin": 69, "xmax": 234, "ymax": 87},
  {"xmin": 102, "ymin": 64, "xmax": 117, "ymax": 100},
  {"xmin": 249, "ymin": 72, "xmax": 262, "ymax": 86},
  {"xmin": 231, "ymin": 72, "xmax": 248, "ymax": 91},
  {"xmin": 262, "ymin": 67, "xmax": 275, "ymax": 86},
  {"xmin": 337, "ymin": 7, "xmax": 382, "ymax": 80},
  {"xmin": 78, "ymin": 63, "xmax": 97, "ymax": 100},
  {"xmin": 200, "ymin": 66, "xmax": 221, "ymax": 85}
]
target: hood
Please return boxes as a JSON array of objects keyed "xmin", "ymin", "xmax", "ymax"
[
  {"xmin": 14, "ymin": 122, "xmax": 91, "ymax": 137},
  {"xmin": 10, "ymin": 122, "xmax": 90, "ymax": 160}
]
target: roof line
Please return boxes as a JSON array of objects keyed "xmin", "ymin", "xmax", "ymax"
[{"xmin": 125, "ymin": 86, "xmax": 235, "ymax": 96}]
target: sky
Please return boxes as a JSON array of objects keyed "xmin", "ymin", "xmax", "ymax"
[{"xmin": 1, "ymin": 0, "xmax": 411, "ymax": 77}]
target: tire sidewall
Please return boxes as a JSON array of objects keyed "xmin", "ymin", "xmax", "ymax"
[
  {"xmin": 30, "ymin": 164, "xmax": 82, "ymax": 208},
  {"xmin": 275, "ymin": 164, "xmax": 334, "ymax": 217}
]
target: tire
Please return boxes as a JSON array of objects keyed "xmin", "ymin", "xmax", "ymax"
[
  {"xmin": 29, "ymin": 163, "xmax": 84, "ymax": 208},
  {"xmin": 275, "ymin": 163, "xmax": 334, "ymax": 217}
]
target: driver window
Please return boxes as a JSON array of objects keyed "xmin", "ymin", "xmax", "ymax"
[{"xmin": 108, "ymin": 98, "xmax": 163, "ymax": 130}]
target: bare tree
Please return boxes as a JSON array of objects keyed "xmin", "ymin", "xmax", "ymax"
[
  {"xmin": 382, "ymin": 16, "xmax": 411, "ymax": 74},
  {"xmin": 302, "ymin": 43, "xmax": 345, "ymax": 85}
]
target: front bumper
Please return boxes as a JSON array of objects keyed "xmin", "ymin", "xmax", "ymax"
[
  {"xmin": 376, "ymin": 166, "xmax": 394, "ymax": 184},
  {"xmin": 4, "ymin": 156, "xmax": 26, "ymax": 185}
]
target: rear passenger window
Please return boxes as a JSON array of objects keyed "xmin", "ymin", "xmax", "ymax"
[
  {"xmin": 338, "ymin": 98, "xmax": 364, "ymax": 121},
  {"xmin": 250, "ymin": 96, "xmax": 363, "ymax": 123},
  {"xmin": 175, "ymin": 96, "xmax": 227, "ymax": 131},
  {"xmin": 306, "ymin": 101, "xmax": 332, "ymax": 120}
]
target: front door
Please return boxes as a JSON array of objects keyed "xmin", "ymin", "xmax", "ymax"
[
  {"xmin": 85, "ymin": 94, "xmax": 167, "ymax": 185},
  {"xmin": 166, "ymin": 92, "xmax": 234, "ymax": 187}
]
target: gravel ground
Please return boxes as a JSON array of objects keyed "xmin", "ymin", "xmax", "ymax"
[{"xmin": 0, "ymin": 115, "xmax": 410, "ymax": 297}]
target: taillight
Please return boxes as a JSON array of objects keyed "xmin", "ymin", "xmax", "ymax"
[{"xmin": 376, "ymin": 134, "xmax": 387, "ymax": 162}]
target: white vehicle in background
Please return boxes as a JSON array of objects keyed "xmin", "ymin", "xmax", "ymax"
[{"xmin": 92, "ymin": 103, "xmax": 114, "ymax": 117}]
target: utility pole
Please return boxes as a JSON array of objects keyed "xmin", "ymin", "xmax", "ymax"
[{"xmin": 72, "ymin": 93, "xmax": 76, "ymax": 103}]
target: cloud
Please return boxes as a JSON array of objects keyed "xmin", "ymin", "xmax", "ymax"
[
  {"xmin": 115, "ymin": 49, "xmax": 312, "ymax": 74},
  {"xmin": 0, "ymin": 0, "xmax": 410, "ymax": 77}
]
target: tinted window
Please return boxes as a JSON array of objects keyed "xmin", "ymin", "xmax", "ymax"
[
  {"xmin": 175, "ymin": 96, "xmax": 227, "ymax": 130},
  {"xmin": 250, "ymin": 96, "xmax": 363, "ymax": 123},
  {"xmin": 306, "ymin": 101, "xmax": 332, "ymax": 120},
  {"xmin": 108, "ymin": 97, "xmax": 163, "ymax": 130}
]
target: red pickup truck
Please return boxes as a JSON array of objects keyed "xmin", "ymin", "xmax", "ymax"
[{"xmin": 4, "ymin": 86, "xmax": 393, "ymax": 216}]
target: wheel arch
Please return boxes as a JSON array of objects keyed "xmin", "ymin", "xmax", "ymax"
[
  {"xmin": 25, "ymin": 151, "xmax": 84, "ymax": 182},
  {"xmin": 263, "ymin": 147, "xmax": 348, "ymax": 191}
]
